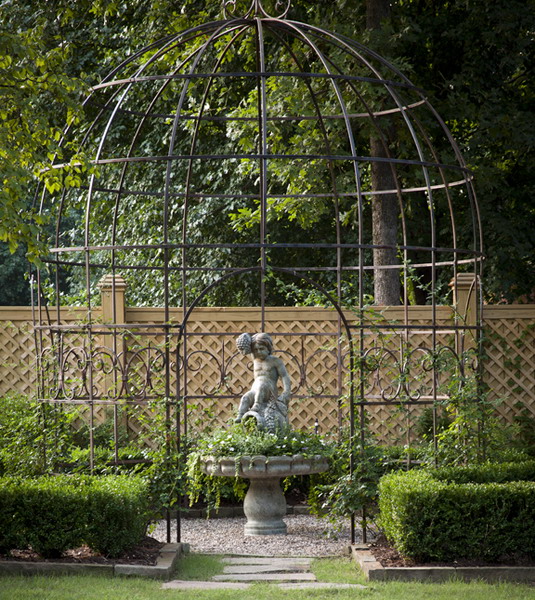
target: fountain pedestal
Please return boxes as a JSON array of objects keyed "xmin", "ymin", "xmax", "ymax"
[
  {"xmin": 202, "ymin": 454, "xmax": 329, "ymax": 536},
  {"xmin": 243, "ymin": 476, "xmax": 288, "ymax": 535}
]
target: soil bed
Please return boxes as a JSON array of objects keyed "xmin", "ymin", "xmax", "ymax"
[
  {"xmin": 370, "ymin": 535, "xmax": 535, "ymax": 568},
  {"xmin": 0, "ymin": 537, "xmax": 164, "ymax": 566}
]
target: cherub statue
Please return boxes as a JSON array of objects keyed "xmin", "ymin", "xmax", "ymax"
[{"xmin": 235, "ymin": 332, "xmax": 291, "ymax": 432}]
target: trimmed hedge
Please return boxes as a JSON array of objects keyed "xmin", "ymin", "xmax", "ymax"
[
  {"xmin": 0, "ymin": 475, "xmax": 150, "ymax": 558},
  {"xmin": 430, "ymin": 460, "xmax": 535, "ymax": 484},
  {"xmin": 378, "ymin": 461, "xmax": 535, "ymax": 562}
]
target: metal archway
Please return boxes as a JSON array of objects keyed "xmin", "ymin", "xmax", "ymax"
[{"xmin": 34, "ymin": 0, "xmax": 483, "ymax": 544}]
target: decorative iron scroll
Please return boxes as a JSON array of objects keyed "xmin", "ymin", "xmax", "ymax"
[
  {"xmin": 37, "ymin": 329, "xmax": 475, "ymax": 406},
  {"xmin": 360, "ymin": 343, "xmax": 475, "ymax": 403},
  {"xmin": 223, "ymin": 0, "xmax": 291, "ymax": 19},
  {"xmin": 38, "ymin": 333, "xmax": 342, "ymax": 402}
]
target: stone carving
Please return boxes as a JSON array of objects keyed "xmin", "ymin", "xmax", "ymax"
[
  {"xmin": 235, "ymin": 332, "xmax": 291, "ymax": 432},
  {"xmin": 199, "ymin": 332, "xmax": 328, "ymax": 536},
  {"xmin": 202, "ymin": 454, "xmax": 329, "ymax": 535}
]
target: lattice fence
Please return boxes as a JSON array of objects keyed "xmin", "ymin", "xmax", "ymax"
[
  {"xmin": 1, "ymin": 304, "xmax": 534, "ymax": 442},
  {"xmin": 0, "ymin": 317, "xmax": 35, "ymax": 398},
  {"xmin": 482, "ymin": 306, "xmax": 535, "ymax": 423}
]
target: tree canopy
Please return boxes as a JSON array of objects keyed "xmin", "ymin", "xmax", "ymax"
[{"xmin": 1, "ymin": 0, "xmax": 533, "ymax": 304}]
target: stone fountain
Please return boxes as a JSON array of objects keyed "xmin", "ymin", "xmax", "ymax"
[{"xmin": 202, "ymin": 333, "xmax": 329, "ymax": 535}]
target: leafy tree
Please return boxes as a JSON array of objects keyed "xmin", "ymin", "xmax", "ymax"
[
  {"xmin": 1, "ymin": 0, "xmax": 533, "ymax": 305},
  {"xmin": 0, "ymin": 245, "xmax": 31, "ymax": 306},
  {"xmin": 391, "ymin": 0, "xmax": 535, "ymax": 302},
  {"xmin": 0, "ymin": 1, "xmax": 99, "ymax": 305},
  {"xmin": 0, "ymin": 7, "xmax": 89, "ymax": 262}
]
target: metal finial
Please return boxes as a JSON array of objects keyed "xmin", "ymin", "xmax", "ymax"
[{"xmin": 223, "ymin": 0, "xmax": 291, "ymax": 19}]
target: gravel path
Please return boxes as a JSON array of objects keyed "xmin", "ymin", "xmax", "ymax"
[{"xmin": 152, "ymin": 514, "xmax": 365, "ymax": 557}]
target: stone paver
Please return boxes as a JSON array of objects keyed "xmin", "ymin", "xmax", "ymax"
[
  {"xmin": 279, "ymin": 582, "xmax": 368, "ymax": 590},
  {"xmin": 214, "ymin": 555, "xmax": 316, "ymax": 582},
  {"xmin": 223, "ymin": 564, "xmax": 309, "ymax": 574},
  {"xmin": 213, "ymin": 571, "xmax": 317, "ymax": 582},
  {"xmin": 162, "ymin": 580, "xmax": 250, "ymax": 590},
  {"xmin": 222, "ymin": 556, "xmax": 312, "ymax": 565}
]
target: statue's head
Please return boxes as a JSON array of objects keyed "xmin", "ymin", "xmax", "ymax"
[
  {"xmin": 236, "ymin": 332, "xmax": 273, "ymax": 355},
  {"xmin": 251, "ymin": 332, "xmax": 273, "ymax": 355}
]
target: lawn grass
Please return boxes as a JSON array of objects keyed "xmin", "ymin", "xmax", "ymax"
[
  {"xmin": 174, "ymin": 552, "xmax": 224, "ymax": 580},
  {"xmin": 0, "ymin": 555, "xmax": 533, "ymax": 600},
  {"xmin": 312, "ymin": 555, "xmax": 366, "ymax": 583}
]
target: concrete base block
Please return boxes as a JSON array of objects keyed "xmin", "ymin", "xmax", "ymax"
[
  {"xmin": 351, "ymin": 546, "xmax": 535, "ymax": 584},
  {"xmin": 0, "ymin": 542, "xmax": 184, "ymax": 580}
]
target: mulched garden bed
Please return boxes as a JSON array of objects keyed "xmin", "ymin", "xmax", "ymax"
[
  {"xmin": 370, "ymin": 534, "xmax": 535, "ymax": 568},
  {"xmin": 0, "ymin": 537, "xmax": 165, "ymax": 566}
]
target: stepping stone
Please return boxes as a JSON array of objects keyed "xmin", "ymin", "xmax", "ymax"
[
  {"xmin": 213, "ymin": 572, "xmax": 317, "ymax": 582},
  {"xmin": 279, "ymin": 582, "xmax": 368, "ymax": 590},
  {"xmin": 162, "ymin": 580, "xmax": 250, "ymax": 590},
  {"xmin": 222, "ymin": 557, "xmax": 312, "ymax": 566},
  {"xmin": 223, "ymin": 564, "xmax": 309, "ymax": 574},
  {"xmin": 215, "ymin": 556, "xmax": 316, "ymax": 582}
]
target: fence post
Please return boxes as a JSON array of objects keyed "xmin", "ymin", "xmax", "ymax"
[
  {"xmin": 97, "ymin": 273, "xmax": 128, "ymax": 395},
  {"xmin": 97, "ymin": 274, "xmax": 129, "ymax": 453},
  {"xmin": 98, "ymin": 274, "xmax": 128, "ymax": 325},
  {"xmin": 450, "ymin": 272, "xmax": 478, "ymax": 355}
]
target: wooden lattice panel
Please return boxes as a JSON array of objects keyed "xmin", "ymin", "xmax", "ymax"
[
  {"xmin": 1, "ymin": 305, "xmax": 534, "ymax": 445},
  {"xmin": 483, "ymin": 307, "xmax": 535, "ymax": 424},
  {"xmin": 0, "ymin": 319, "xmax": 35, "ymax": 397}
]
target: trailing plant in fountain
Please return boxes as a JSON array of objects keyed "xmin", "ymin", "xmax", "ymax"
[
  {"xmin": 194, "ymin": 420, "xmax": 333, "ymax": 459},
  {"xmin": 185, "ymin": 420, "xmax": 336, "ymax": 513}
]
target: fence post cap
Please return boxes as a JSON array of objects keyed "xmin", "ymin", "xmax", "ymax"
[{"xmin": 97, "ymin": 274, "xmax": 128, "ymax": 291}]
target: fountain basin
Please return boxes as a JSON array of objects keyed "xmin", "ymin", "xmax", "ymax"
[{"xmin": 201, "ymin": 455, "xmax": 328, "ymax": 535}]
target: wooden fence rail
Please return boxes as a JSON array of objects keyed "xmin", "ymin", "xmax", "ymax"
[{"xmin": 1, "ymin": 302, "xmax": 534, "ymax": 440}]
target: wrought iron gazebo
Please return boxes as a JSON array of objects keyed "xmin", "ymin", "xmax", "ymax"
[{"xmin": 34, "ymin": 0, "xmax": 483, "ymax": 543}]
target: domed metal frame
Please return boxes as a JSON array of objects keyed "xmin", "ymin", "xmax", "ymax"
[{"xmin": 34, "ymin": 0, "xmax": 483, "ymax": 543}]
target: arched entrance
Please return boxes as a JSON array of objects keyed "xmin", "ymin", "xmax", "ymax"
[{"xmin": 34, "ymin": 0, "xmax": 483, "ymax": 545}]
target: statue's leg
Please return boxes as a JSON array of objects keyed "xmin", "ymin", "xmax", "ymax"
[
  {"xmin": 235, "ymin": 391, "xmax": 254, "ymax": 422},
  {"xmin": 251, "ymin": 385, "xmax": 270, "ymax": 414}
]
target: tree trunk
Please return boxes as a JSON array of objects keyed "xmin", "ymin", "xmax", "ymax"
[{"xmin": 367, "ymin": 0, "xmax": 400, "ymax": 306}]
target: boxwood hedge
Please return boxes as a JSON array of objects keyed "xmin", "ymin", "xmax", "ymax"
[
  {"xmin": 378, "ymin": 460, "xmax": 535, "ymax": 562},
  {"xmin": 0, "ymin": 475, "xmax": 150, "ymax": 558}
]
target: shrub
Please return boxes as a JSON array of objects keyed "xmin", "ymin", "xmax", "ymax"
[
  {"xmin": 0, "ymin": 477, "xmax": 25, "ymax": 554},
  {"xmin": 378, "ymin": 461, "xmax": 535, "ymax": 562},
  {"xmin": 0, "ymin": 395, "xmax": 82, "ymax": 476},
  {"xmin": 19, "ymin": 476, "xmax": 89, "ymax": 558},
  {"xmin": 0, "ymin": 475, "xmax": 151, "ymax": 558},
  {"xmin": 0, "ymin": 395, "xmax": 46, "ymax": 476},
  {"xmin": 431, "ymin": 459, "xmax": 535, "ymax": 484},
  {"xmin": 85, "ymin": 476, "xmax": 152, "ymax": 557}
]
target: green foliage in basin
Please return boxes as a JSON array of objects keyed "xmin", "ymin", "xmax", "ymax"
[{"xmin": 185, "ymin": 421, "xmax": 336, "ymax": 513}]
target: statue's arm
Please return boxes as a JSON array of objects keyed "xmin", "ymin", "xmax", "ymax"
[{"xmin": 276, "ymin": 358, "xmax": 291, "ymax": 403}]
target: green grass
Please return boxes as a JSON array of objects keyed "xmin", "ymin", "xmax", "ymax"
[
  {"xmin": 0, "ymin": 555, "xmax": 533, "ymax": 600},
  {"xmin": 174, "ymin": 552, "xmax": 224, "ymax": 580},
  {"xmin": 312, "ymin": 555, "xmax": 365, "ymax": 583}
]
